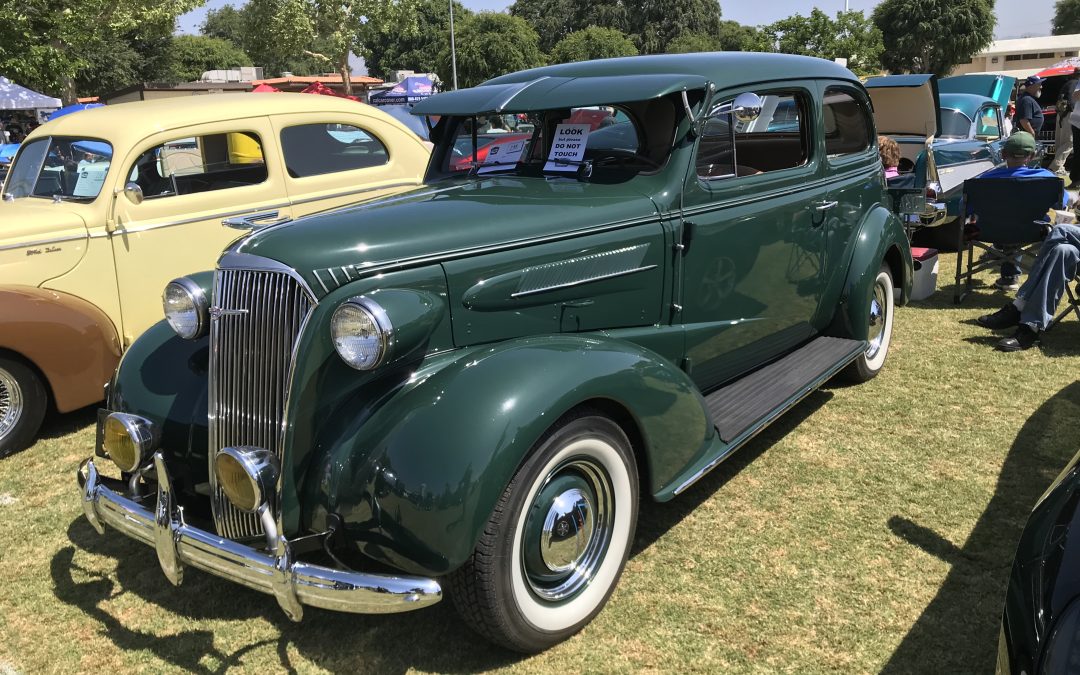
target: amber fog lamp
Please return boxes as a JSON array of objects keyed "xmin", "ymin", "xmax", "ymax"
[
  {"xmin": 215, "ymin": 447, "xmax": 279, "ymax": 513},
  {"xmin": 163, "ymin": 277, "xmax": 208, "ymax": 339},
  {"xmin": 103, "ymin": 413, "xmax": 156, "ymax": 472}
]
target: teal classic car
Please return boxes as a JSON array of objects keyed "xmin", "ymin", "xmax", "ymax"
[
  {"xmin": 866, "ymin": 73, "xmax": 1014, "ymax": 247},
  {"xmin": 77, "ymin": 53, "xmax": 912, "ymax": 652}
]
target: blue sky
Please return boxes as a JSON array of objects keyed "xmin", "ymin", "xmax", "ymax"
[{"xmin": 177, "ymin": 0, "xmax": 1058, "ymax": 73}]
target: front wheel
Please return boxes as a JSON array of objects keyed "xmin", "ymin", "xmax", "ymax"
[
  {"xmin": 449, "ymin": 414, "xmax": 639, "ymax": 653},
  {"xmin": 0, "ymin": 356, "xmax": 48, "ymax": 458},
  {"xmin": 842, "ymin": 264, "xmax": 895, "ymax": 383}
]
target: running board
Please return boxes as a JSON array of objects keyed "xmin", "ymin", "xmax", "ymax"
[{"xmin": 670, "ymin": 336, "xmax": 865, "ymax": 497}]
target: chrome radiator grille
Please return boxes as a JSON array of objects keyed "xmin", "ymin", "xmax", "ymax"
[{"xmin": 209, "ymin": 265, "xmax": 314, "ymax": 539}]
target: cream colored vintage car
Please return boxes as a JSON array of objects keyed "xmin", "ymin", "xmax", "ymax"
[{"xmin": 0, "ymin": 93, "xmax": 431, "ymax": 454}]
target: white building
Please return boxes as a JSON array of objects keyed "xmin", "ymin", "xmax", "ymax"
[{"xmin": 952, "ymin": 34, "xmax": 1080, "ymax": 77}]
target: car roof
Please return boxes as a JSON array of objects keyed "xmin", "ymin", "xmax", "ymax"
[
  {"xmin": 25, "ymin": 93, "xmax": 414, "ymax": 147},
  {"xmin": 939, "ymin": 93, "xmax": 998, "ymax": 116},
  {"xmin": 483, "ymin": 52, "xmax": 860, "ymax": 91}
]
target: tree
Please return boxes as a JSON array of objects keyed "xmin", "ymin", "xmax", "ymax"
[
  {"xmin": 201, "ymin": 4, "xmax": 249, "ymax": 47},
  {"xmin": 359, "ymin": 0, "xmax": 469, "ymax": 80},
  {"xmin": 435, "ymin": 12, "xmax": 545, "ymax": 89},
  {"xmin": 872, "ymin": 0, "xmax": 995, "ymax": 76},
  {"xmin": 666, "ymin": 32, "xmax": 718, "ymax": 54},
  {"xmin": 163, "ymin": 35, "xmax": 252, "ymax": 83},
  {"xmin": 1054, "ymin": 0, "xmax": 1080, "ymax": 35},
  {"xmin": 75, "ymin": 16, "xmax": 174, "ymax": 97},
  {"xmin": 510, "ymin": 0, "xmax": 630, "ymax": 54},
  {"xmin": 668, "ymin": 22, "xmax": 767, "ymax": 53},
  {"xmin": 0, "ymin": 0, "xmax": 204, "ymax": 103},
  {"xmin": 247, "ymin": 0, "xmax": 415, "ymax": 95},
  {"xmin": 760, "ymin": 9, "xmax": 882, "ymax": 75},
  {"xmin": 631, "ymin": 0, "xmax": 723, "ymax": 54},
  {"xmin": 550, "ymin": 26, "xmax": 638, "ymax": 64}
]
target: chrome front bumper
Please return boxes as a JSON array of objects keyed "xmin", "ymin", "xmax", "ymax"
[{"xmin": 77, "ymin": 454, "xmax": 442, "ymax": 620}]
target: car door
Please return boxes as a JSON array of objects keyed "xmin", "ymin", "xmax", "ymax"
[
  {"xmin": 109, "ymin": 116, "xmax": 292, "ymax": 345},
  {"xmin": 269, "ymin": 111, "xmax": 428, "ymax": 217},
  {"xmin": 679, "ymin": 84, "xmax": 829, "ymax": 391}
]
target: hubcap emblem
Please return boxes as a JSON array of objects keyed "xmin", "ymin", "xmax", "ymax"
[{"xmin": 540, "ymin": 488, "xmax": 594, "ymax": 573}]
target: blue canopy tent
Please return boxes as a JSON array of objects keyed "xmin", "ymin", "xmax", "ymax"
[
  {"xmin": 48, "ymin": 103, "xmax": 103, "ymax": 120},
  {"xmin": 369, "ymin": 76, "xmax": 435, "ymax": 106}
]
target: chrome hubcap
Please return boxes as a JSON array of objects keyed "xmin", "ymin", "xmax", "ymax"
[
  {"xmin": 866, "ymin": 279, "xmax": 888, "ymax": 360},
  {"xmin": 522, "ymin": 458, "xmax": 614, "ymax": 602},
  {"xmin": 0, "ymin": 366, "xmax": 23, "ymax": 441}
]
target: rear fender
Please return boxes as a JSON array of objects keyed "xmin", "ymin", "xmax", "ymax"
[
  {"xmin": 826, "ymin": 205, "xmax": 912, "ymax": 340},
  {"xmin": 300, "ymin": 334, "xmax": 712, "ymax": 576}
]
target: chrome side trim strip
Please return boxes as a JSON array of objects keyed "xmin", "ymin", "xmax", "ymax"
[
  {"xmin": 114, "ymin": 202, "xmax": 292, "ymax": 236},
  {"xmin": 287, "ymin": 180, "xmax": 421, "ymax": 208},
  {"xmin": 0, "ymin": 232, "xmax": 87, "ymax": 252},
  {"xmin": 511, "ymin": 265, "xmax": 658, "ymax": 298}
]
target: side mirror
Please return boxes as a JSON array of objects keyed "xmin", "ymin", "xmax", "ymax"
[
  {"xmin": 123, "ymin": 182, "xmax": 143, "ymax": 205},
  {"xmin": 731, "ymin": 93, "xmax": 764, "ymax": 123}
]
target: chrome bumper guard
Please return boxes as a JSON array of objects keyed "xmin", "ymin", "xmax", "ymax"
[
  {"xmin": 919, "ymin": 201, "xmax": 948, "ymax": 227},
  {"xmin": 78, "ymin": 454, "xmax": 441, "ymax": 620}
]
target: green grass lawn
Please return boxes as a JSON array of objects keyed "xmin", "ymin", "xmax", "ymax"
[{"xmin": 3, "ymin": 252, "xmax": 1080, "ymax": 673}]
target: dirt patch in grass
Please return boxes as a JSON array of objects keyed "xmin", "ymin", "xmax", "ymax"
[{"xmin": 1, "ymin": 253, "xmax": 1078, "ymax": 673}]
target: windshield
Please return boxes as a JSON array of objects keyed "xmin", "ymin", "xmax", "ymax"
[
  {"xmin": 4, "ymin": 136, "xmax": 113, "ymax": 201},
  {"xmin": 432, "ymin": 101, "xmax": 669, "ymax": 181},
  {"xmin": 939, "ymin": 110, "xmax": 972, "ymax": 139}
]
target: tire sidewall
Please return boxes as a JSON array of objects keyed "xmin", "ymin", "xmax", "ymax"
[
  {"xmin": 495, "ymin": 416, "xmax": 638, "ymax": 649},
  {"xmin": 862, "ymin": 266, "xmax": 895, "ymax": 374},
  {"xmin": 0, "ymin": 357, "xmax": 47, "ymax": 457}
]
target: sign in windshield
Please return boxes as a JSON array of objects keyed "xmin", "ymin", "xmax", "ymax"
[{"xmin": 4, "ymin": 136, "xmax": 113, "ymax": 202}]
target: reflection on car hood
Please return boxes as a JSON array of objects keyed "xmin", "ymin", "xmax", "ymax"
[{"xmin": 234, "ymin": 177, "xmax": 660, "ymax": 296}]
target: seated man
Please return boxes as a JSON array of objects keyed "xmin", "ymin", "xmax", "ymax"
[
  {"xmin": 975, "ymin": 132, "xmax": 1069, "ymax": 290},
  {"xmin": 977, "ymin": 222, "xmax": 1080, "ymax": 351}
]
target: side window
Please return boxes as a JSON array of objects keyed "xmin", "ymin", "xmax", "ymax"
[
  {"xmin": 127, "ymin": 132, "xmax": 267, "ymax": 200},
  {"xmin": 281, "ymin": 123, "xmax": 389, "ymax": 178},
  {"xmin": 823, "ymin": 88, "xmax": 873, "ymax": 156},
  {"xmin": 696, "ymin": 91, "xmax": 809, "ymax": 180},
  {"xmin": 976, "ymin": 107, "xmax": 1002, "ymax": 140}
]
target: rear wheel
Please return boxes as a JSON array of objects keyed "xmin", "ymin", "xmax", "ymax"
[
  {"xmin": 449, "ymin": 414, "xmax": 638, "ymax": 653},
  {"xmin": 0, "ymin": 356, "xmax": 47, "ymax": 458},
  {"xmin": 843, "ymin": 264, "xmax": 895, "ymax": 383}
]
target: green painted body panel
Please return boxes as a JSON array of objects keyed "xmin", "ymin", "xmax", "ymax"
[{"xmin": 100, "ymin": 54, "xmax": 914, "ymax": 580}]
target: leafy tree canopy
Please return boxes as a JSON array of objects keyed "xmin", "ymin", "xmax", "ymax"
[
  {"xmin": 550, "ymin": 26, "xmax": 638, "ymax": 64},
  {"xmin": 201, "ymin": 4, "xmax": 249, "ymax": 47},
  {"xmin": 359, "ymin": 0, "xmax": 469, "ymax": 80},
  {"xmin": 163, "ymin": 34, "xmax": 252, "ymax": 83},
  {"xmin": 872, "ymin": 0, "xmax": 995, "ymax": 76},
  {"xmin": 760, "ymin": 9, "xmax": 882, "ymax": 75},
  {"xmin": 1054, "ymin": 0, "xmax": 1080, "ymax": 35},
  {"xmin": 75, "ymin": 16, "xmax": 174, "ymax": 97},
  {"xmin": 436, "ymin": 12, "xmax": 544, "ymax": 89}
]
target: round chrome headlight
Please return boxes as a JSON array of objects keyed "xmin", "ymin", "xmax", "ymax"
[
  {"xmin": 331, "ymin": 297, "xmax": 392, "ymax": 370},
  {"xmin": 214, "ymin": 446, "xmax": 279, "ymax": 513},
  {"xmin": 163, "ymin": 277, "xmax": 208, "ymax": 339},
  {"xmin": 102, "ymin": 412, "xmax": 156, "ymax": 473}
]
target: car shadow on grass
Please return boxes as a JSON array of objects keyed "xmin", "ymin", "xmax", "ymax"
[
  {"xmin": 880, "ymin": 380, "xmax": 1080, "ymax": 674},
  {"xmin": 35, "ymin": 404, "xmax": 96, "ymax": 441},
  {"xmin": 54, "ymin": 508, "xmax": 522, "ymax": 672},
  {"xmin": 631, "ymin": 389, "xmax": 832, "ymax": 557}
]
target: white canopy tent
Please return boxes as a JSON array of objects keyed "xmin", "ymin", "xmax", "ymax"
[{"xmin": 0, "ymin": 77, "xmax": 61, "ymax": 121}]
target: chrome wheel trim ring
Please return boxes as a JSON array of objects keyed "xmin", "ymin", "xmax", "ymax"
[
  {"xmin": 0, "ymin": 366, "xmax": 24, "ymax": 441},
  {"xmin": 522, "ymin": 457, "xmax": 615, "ymax": 603},
  {"xmin": 866, "ymin": 276, "xmax": 888, "ymax": 360}
]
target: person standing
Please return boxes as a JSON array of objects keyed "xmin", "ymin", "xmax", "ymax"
[
  {"xmin": 1049, "ymin": 68, "xmax": 1080, "ymax": 176},
  {"xmin": 1014, "ymin": 76, "xmax": 1045, "ymax": 137}
]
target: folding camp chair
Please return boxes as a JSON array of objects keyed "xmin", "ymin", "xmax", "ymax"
[
  {"xmin": 1048, "ymin": 279, "xmax": 1080, "ymax": 329},
  {"xmin": 953, "ymin": 176, "xmax": 1064, "ymax": 304}
]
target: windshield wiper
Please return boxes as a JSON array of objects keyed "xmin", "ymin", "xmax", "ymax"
[{"xmin": 46, "ymin": 194, "xmax": 94, "ymax": 203}]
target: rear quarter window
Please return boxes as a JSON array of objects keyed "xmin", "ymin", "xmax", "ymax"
[{"xmin": 281, "ymin": 123, "xmax": 389, "ymax": 178}]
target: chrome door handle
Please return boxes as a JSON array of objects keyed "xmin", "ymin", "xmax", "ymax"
[
  {"xmin": 221, "ymin": 211, "xmax": 290, "ymax": 230},
  {"xmin": 814, "ymin": 200, "xmax": 839, "ymax": 212}
]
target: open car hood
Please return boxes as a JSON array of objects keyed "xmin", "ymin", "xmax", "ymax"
[
  {"xmin": 411, "ymin": 73, "xmax": 708, "ymax": 115},
  {"xmin": 938, "ymin": 74, "xmax": 1015, "ymax": 110},
  {"xmin": 865, "ymin": 74, "xmax": 941, "ymax": 138}
]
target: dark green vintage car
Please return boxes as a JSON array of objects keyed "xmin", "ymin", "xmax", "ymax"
[{"xmin": 77, "ymin": 53, "xmax": 912, "ymax": 652}]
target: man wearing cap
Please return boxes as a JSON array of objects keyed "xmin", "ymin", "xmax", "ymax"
[
  {"xmin": 977, "ymin": 132, "xmax": 1074, "ymax": 351},
  {"xmin": 1049, "ymin": 68, "xmax": 1080, "ymax": 177},
  {"xmin": 1014, "ymin": 75, "xmax": 1045, "ymax": 137}
]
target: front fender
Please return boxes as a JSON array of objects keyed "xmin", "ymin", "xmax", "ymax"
[
  {"xmin": 826, "ymin": 204, "xmax": 912, "ymax": 341},
  {"xmin": 301, "ymin": 334, "xmax": 712, "ymax": 576},
  {"xmin": 0, "ymin": 285, "xmax": 121, "ymax": 412}
]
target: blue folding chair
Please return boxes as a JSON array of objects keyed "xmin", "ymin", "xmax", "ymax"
[{"xmin": 953, "ymin": 176, "xmax": 1064, "ymax": 304}]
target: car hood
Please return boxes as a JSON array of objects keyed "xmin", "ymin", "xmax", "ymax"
[
  {"xmin": 0, "ymin": 200, "xmax": 89, "ymax": 244},
  {"xmin": 234, "ymin": 177, "xmax": 661, "ymax": 297},
  {"xmin": 939, "ymin": 74, "xmax": 1015, "ymax": 110},
  {"xmin": 865, "ymin": 74, "xmax": 941, "ymax": 138}
]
